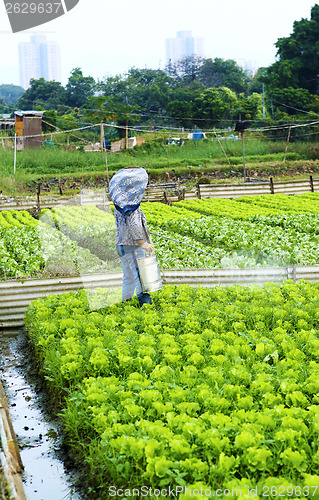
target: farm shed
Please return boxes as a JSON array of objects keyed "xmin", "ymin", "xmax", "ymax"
[
  {"xmin": 110, "ymin": 136, "xmax": 145, "ymax": 152},
  {"xmin": 14, "ymin": 110, "xmax": 43, "ymax": 149}
]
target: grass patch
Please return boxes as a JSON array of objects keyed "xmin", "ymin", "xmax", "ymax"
[{"xmin": 0, "ymin": 138, "xmax": 318, "ymax": 195}]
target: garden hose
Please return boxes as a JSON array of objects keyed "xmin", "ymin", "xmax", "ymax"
[{"xmin": 149, "ymin": 231, "xmax": 222, "ymax": 262}]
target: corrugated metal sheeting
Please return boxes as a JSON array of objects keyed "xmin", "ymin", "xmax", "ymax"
[
  {"xmin": 199, "ymin": 182, "xmax": 270, "ymax": 199},
  {"xmin": 2, "ymin": 264, "xmax": 319, "ymax": 329},
  {"xmin": 161, "ymin": 266, "xmax": 296, "ymax": 286},
  {"xmin": 0, "ymin": 273, "xmax": 122, "ymax": 328},
  {"xmin": 198, "ymin": 177, "xmax": 319, "ymax": 199}
]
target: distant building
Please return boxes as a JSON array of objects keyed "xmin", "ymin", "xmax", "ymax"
[
  {"xmin": 18, "ymin": 34, "xmax": 61, "ymax": 89},
  {"xmin": 14, "ymin": 110, "xmax": 44, "ymax": 149},
  {"xmin": 235, "ymin": 58, "xmax": 258, "ymax": 76},
  {"xmin": 165, "ymin": 30, "xmax": 204, "ymax": 66}
]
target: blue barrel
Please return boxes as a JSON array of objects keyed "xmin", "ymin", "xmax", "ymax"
[{"xmin": 193, "ymin": 130, "xmax": 204, "ymax": 141}]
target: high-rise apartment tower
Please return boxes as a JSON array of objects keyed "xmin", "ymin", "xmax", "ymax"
[
  {"xmin": 19, "ymin": 34, "xmax": 61, "ymax": 89},
  {"xmin": 165, "ymin": 30, "xmax": 204, "ymax": 66}
]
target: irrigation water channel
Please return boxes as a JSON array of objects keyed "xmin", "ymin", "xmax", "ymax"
[{"xmin": 0, "ymin": 329, "xmax": 82, "ymax": 500}]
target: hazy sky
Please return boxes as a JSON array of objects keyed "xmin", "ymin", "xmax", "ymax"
[{"xmin": 0, "ymin": 0, "xmax": 317, "ymax": 87}]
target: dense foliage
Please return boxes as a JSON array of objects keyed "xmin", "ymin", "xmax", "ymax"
[
  {"xmin": 0, "ymin": 209, "xmax": 109, "ymax": 278},
  {"xmin": 3, "ymin": 193, "xmax": 319, "ymax": 278},
  {"xmin": 143, "ymin": 193, "xmax": 319, "ymax": 268},
  {"xmin": 25, "ymin": 281, "xmax": 319, "ymax": 498},
  {"xmin": 40, "ymin": 205, "xmax": 119, "ymax": 264},
  {"xmin": 265, "ymin": 5, "xmax": 319, "ymax": 95}
]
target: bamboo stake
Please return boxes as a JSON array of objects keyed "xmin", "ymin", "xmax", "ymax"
[
  {"xmin": 100, "ymin": 122, "xmax": 104, "ymax": 152},
  {"xmin": 212, "ymin": 130, "xmax": 231, "ymax": 167},
  {"xmin": 13, "ymin": 134, "xmax": 17, "ymax": 174}
]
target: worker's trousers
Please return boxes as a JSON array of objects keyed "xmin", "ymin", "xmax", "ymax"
[{"xmin": 116, "ymin": 245, "xmax": 152, "ymax": 306}]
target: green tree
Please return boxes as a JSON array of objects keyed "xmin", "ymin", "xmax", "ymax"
[
  {"xmin": 42, "ymin": 109, "xmax": 57, "ymax": 133},
  {"xmin": 170, "ymin": 56, "xmax": 204, "ymax": 85},
  {"xmin": 98, "ymin": 68, "xmax": 176, "ymax": 124},
  {"xmin": 96, "ymin": 74, "xmax": 129, "ymax": 106},
  {"xmin": 56, "ymin": 112, "xmax": 78, "ymax": 131},
  {"xmin": 126, "ymin": 68, "xmax": 174, "ymax": 116},
  {"xmin": 238, "ymin": 92, "xmax": 267, "ymax": 120},
  {"xmin": 265, "ymin": 4, "xmax": 319, "ymax": 94},
  {"xmin": 266, "ymin": 87, "xmax": 319, "ymax": 117},
  {"xmin": 250, "ymin": 67, "xmax": 267, "ymax": 94},
  {"xmin": 65, "ymin": 68, "xmax": 96, "ymax": 108},
  {"xmin": 18, "ymin": 78, "xmax": 67, "ymax": 110},
  {"xmin": 86, "ymin": 95, "xmax": 116, "ymax": 123},
  {"xmin": 199, "ymin": 58, "xmax": 250, "ymax": 94},
  {"xmin": 0, "ymin": 98, "xmax": 7, "ymax": 114},
  {"xmin": 194, "ymin": 87, "xmax": 238, "ymax": 127},
  {"xmin": 167, "ymin": 99, "xmax": 194, "ymax": 129},
  {"xmin": 0, "ymin": 84, "xmax": 24, "ymax": 104}
]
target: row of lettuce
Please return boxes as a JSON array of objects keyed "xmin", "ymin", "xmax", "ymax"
[
  {"xmin": 0, "ymin": 208, "xmax": 113, "ymax": 279},
  {"xmin": 25, "ymin": 281, "xmax": 319, "ymax": 498},
  {"xmin": 1, "ymin": 193, "xmax": 319, "ymax": 278}
]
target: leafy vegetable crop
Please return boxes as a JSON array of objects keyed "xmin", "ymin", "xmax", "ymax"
[
  {"xmin": 40, "ymin": 205, "xmax": 119, "ymax": 267},
  {"xmin": 25, "ymin": 281, "xmax": 319, "ymax": 498},
  {"xmin": 0, "ymin": 209, "xmax": 109, "ymax": 278},
  {"xmin": 3, "ymin": 192, "xmax": 319, "ymax": 279},
  {"xmin": 142, "ymin": 194, "xmax": 319, "ymax": 267}
]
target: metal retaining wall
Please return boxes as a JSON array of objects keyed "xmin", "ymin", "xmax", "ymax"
[
  {"xmin": 161, "ymin": 266, "xmax": 296, "ymax": 286},
  {"xmin": 0, "ymin": 273, "xmax": 122, "ymax": 328},
  {"xmin": 199, "ymin": 182, "xmax": 270, "ymax": 199},
  {"xmin": 198, "ymin": 177, "xmax": 319, "ymax": 199},
  {"xmin": 2, "ymin": 264, "xmax": 319, "ymax": 329}
]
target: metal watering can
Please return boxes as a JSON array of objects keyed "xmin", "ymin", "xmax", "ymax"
[{"xmin": 137, "ymin": 254, "xmax": 163, "ymax": 293}]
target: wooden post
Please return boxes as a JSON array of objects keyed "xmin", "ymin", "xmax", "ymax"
[
  {"xmin": 241, "ymin": 131, "xmax": 246, "ymax": 182},
  {"xmin": 36, "ymin": 182, "xmax": 41, "ymax": 211},
  {"xmin": 270, "ymin": 177, "xmax": 274, "ymax": 194},
  {"xmin": 197, "ymin": 183, "xmax": 201, "ymax": 199},
  {"xmin": 310, "ymin": 175, "xmax": 315, "ymax": 192},
  {"xmin": 105, "ymin": 148, "xmax": 109, "ymax": 184},
  {"xmin": 283, "ymin": 125, "xmax": 292, "ymax": 162},
  {"xmin": 125, "ymin": 121, "xmax": 128, "ymax": 149}
]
